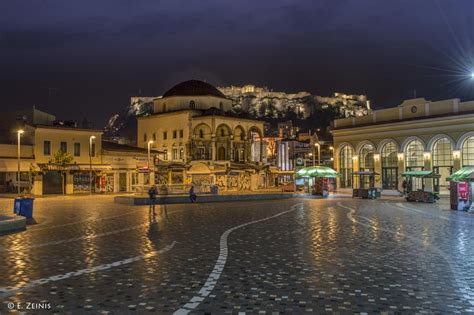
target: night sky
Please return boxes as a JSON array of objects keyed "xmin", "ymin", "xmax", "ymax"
[{"xmin": 1, "ymin": 0, "xmax": 474, "ymax": 127}]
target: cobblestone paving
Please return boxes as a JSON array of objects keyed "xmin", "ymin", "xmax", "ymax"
[{"xmin": 0, "ymin": 195, "xmax": 473, "ymax": 313}]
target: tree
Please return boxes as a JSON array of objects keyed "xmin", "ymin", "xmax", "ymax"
[
  {"xmin": 266, "ymin": 100, "xmax": 277, "ymax": 118},
  {"xmin": 258, "ymin": 102, "xmax": 267, "ymax": 117},
  {"xmin": 49, "ymin": 150, "xmax": 74, "ymax": 195}
]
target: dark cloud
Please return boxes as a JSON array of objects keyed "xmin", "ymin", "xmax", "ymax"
[{"xmin": 0, "ymin": 0, "xmax": 473, "ymax": 125}]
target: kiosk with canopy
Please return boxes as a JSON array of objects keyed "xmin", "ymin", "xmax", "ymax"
[
  {"xmin": 352, "ymin": 171, "xmax": 380, "ymax": 199},
  {"xmin": 295, "ymin": 166, "xmax": 339, "ymax": 198},
  {"xmin": 402, "ymin": 170, "xmax": 440, "ymax": 203},
  {"xmin": 447, "ymin": 166, "xmax": 474, "ymax": 211}
]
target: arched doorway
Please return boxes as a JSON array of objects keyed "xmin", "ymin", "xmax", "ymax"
[
  {"xmin": 381, "ymin": 142, "xmax": 398, "ymax": 189},
  {"xmin": 359, "ymin": 144, "xmax": 375, "ymax": 172},
  {"xmin": 248, "ymin": 126, "xmax": 263, "ymax": 162},
  {"xmin": 359, "ymin": 143, "xmax": 375, "ymax": 188},
  {"xmin": 233, "ymin": 126, "xmax": 245, "ymax": 162},
  {"xmin": 217, "ymin": 146, "xmax": 226, "ymax": 160},
  {"xmin": 339, "ymin": 145, "xmax": 353, "ymax": 188},
  {"xmin": 432, "ymin": 138, "xmax": 453, "ymax": 192}
]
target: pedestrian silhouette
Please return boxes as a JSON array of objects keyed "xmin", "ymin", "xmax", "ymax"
[
  {"xmin": 189, "ymin": 185, "xmax": 197, "ymax": 203},
  {"xmin": 148, "ymin": 185, "xmax": 158, "ymax": 215}
]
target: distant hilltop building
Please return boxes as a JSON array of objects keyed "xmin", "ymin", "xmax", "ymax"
[
  {"xmin": 316, "ymin": 93, "xmax": 370, "ymax": 117},
  {"xmin": 218, "ymin": 85, "xmax": 370, "ymax": 119},
  {"xmin": 218, "ymin": 84, "xmax": 312, "ymax": 119},
  {"xmin": 105, "ymin": 84, "xmax": 371, "ymax": 142}
]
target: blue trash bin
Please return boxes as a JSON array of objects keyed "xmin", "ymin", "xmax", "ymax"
[{"xmin": 13, "ymin": 198, "xmax": 34, "ymax": 219}]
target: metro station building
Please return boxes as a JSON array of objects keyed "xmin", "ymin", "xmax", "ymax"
[{"xmin": 332, "ymin": 97, "xmax": 474, "ymax": 193}]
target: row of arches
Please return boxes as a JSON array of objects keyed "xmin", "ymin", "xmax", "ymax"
[
  {"xmin": 192, "ymin": 123, "xmax": 263, "ymax": 141},
  {"xmin": 337, "ymin": 133, "xmax": 474, "ymax": 189},
  {"xmin": 191, "ymin": 123, "xmax": 263, "ymax": 162}
]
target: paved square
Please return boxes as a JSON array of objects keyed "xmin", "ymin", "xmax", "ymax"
[{"xmin": 0, "ymin": 195, "xmax": 473, "ymax": 313}]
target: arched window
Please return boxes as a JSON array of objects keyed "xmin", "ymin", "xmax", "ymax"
[
  {"xmin": 432, "ymin": 138, "xmax": 453, "ymax": 191},
  {"xmin": 220, "ymin": 129, "xmax": 225, "ymax": 137},
  {"xmin": 359, "ymin": 144, "xmax": 375, "ymax": 171},
  {"xmin": 462, "ymin": 137, "xmax": 474, "ymax": 166},
  {"xmin": 219, "ymin": 102, "xmax": 223, "ymax": 111},
  {"xmin": 199, "ymin": 129, "xmax": 204, "ymax": 138},
  {"xmin": 339, "ymin": 145, "xmax": 353, "ymax": 188},
  {"xmin": 433, "ymin": 138, "xmax": 453, "ymax": 167},
  {"xmin": 189, "ymin": 100, "xmax": 196, "ymax": 109},
  {"xmin": 162, "ymin": 103, "xmax": 167, "ymax": 112},
  {"xmin": 144, "ymin": 133, "xmax": 147, "ymax": 142},
  {"xmin": 381, "ymin": 142, "xmax": 398, "ymax": 189},
  {"xmin": 405, "ymin": 140, "xmax": 424, "ymax": 170}
]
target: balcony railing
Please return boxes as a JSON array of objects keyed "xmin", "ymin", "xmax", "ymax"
[{"xmin": 192, "ymin": 153, "xmax": 212, "ymax": 160}]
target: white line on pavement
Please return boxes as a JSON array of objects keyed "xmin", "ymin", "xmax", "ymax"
[
  {"xmin": 0, "ymin": 222, "xmax": 150, "ymax": 252},
  {"xmin": 0, "ymin": 241, "xmax": 177, "ymax": 298},
  {"xmin": 173, "ymin": 202, "xmax": 304, "ymax": 315},
  {"xmin": 386, "ymin": 202, "xmax": 451, "ymax": 221},
  {"xmin": 336, "ymin": 202, "xmax": 474, "ymax": 308},
  {"xmin": 28, "ymin": 208, "xmax": 143, "ymax": 232}
]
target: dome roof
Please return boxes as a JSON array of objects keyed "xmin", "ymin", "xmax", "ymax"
[{"xmin": 162, "ymin": 80, "xmax": 226, "ymax": 98}]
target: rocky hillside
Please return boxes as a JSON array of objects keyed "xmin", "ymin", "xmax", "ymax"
[{"xmin": 104, "ymin": 86, "xmax": 370, "ymax": 143}]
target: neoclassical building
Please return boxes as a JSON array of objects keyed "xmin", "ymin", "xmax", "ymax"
[
  {"xmin": 332, "ymin": 97, "xmax": 474, "ymax": 192},
  {"xmin": 137, "ymin": 80, "xmax": 267, "ymax": 191}
]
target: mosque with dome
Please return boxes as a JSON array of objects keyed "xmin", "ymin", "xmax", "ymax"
[{"xmin": 137, "ymin": 80, "xmax": 269, "ymax": 191}]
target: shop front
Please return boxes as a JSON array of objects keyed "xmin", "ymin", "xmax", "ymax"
[
  {"xmin": 296, "ymin": 166, "xmax": 339, "ymax": 198},
  {"xmin": 447, "ymin": 167, "xmax": 474, "ymax": 211}
]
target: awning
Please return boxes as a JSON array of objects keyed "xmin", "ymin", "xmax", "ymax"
[
  {"xmin": 0, "ymin": 159, "xmax": 35, "ymax": 172},
  {"xmin": 447, "ymin": 166, "xmax": 474, "ymax": 182},
  {"xmin": 39, "ymin": 164, "xmax": 113, "ymax": 171},
  {"xmin": 402, "ymin": 170, "xmax": 440, "ymax": 178},
  {"xmin": 296, "ymin": 166, "xmax": 340, "ymax": 178}
]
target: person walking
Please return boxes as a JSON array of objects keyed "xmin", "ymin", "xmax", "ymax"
[
  {"xmin": 189, "ymin": 185, "xmax": 197, "ymax": 203},
  {"xmin": 148, "ymin": 185, "xmax": 158, "ymax": 215},
  {"xmin": 401, "ymin": 179, "xmax": 408, "ymax": 196}
]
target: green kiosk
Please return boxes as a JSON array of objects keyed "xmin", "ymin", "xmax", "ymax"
[
  {"xmin": 295, "ymin": 166, "xmax": 340, "ymax": 198},
  {"xmin": 447, "ymin": 166, "xmax": 474, "ymax": 211},
  {"xmin": 402, "ymin": 170, "xmax": 440, "ymax": 203}
]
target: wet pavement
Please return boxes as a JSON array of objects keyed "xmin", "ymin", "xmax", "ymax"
[{"xmin": 0, "ymin": 195, "xmax": 474, "ymax": 313}]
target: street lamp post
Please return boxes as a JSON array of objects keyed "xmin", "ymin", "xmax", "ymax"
[
  {"xmin": 147, "ymin": 140, "xmax": 154, "ymax": 169},
  {"xmin": 315, "ymin": 143, "xmax": 320, "ymax": 165},
  {"xmin": 89, "ymin": 135, "xmax": 96, "ymax": 194},
  {"xmin": 329, "ymin": 146, "xmax": 334, "ymax": 165},
  {"xmin": 17, "ymin": 129, "xmax": 24, "ymax": 195}
]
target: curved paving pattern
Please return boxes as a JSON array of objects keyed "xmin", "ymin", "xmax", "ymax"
[{"xmin": 0, "ymin": 196, "xmax": 473, "ymax": 313}]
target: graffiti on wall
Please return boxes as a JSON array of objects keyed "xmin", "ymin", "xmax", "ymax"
[
  {"xmin": 227, "ymin": 175, "xmax": 238, "ymax": 190},
  {"xmin": 225, "ymin": 173, "xmax": 251, "ymax": 191},
  {"xmin": 171, "ymin": 171, "xmax": 183, "ymax": 184},
  {"xmin": 239, "ymin": 173, "xmax": 251, "ymax": 190},
  {"xmin": 215, "ymin": 175, "xmax": 226, "ymax": 188},
  {"xmin": 192, "ymin": 175, "xmax": 212, "ymax": 186},
  {"xmin": 155, "ymin": 172, "xmax": 168, "ymax": 185}
]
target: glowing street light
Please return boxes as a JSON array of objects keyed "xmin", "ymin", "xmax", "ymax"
[
  {"xmin": 89, "ymin": 135, "xmax": 96, "ymax": 194},
  {"xmin": 314, "ymin": 143, "xmax": 320, "ymax": 166},
  {"xmin": 147, "ymin": 140, "xmax": 154, "ymax": 169},
  {"xmin": 17, "ymin": 129, "xmax": 24, "ymax": 195}
]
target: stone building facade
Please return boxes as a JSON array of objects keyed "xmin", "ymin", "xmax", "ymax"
[
  {"xmin": 332, "ymin": 97, "xmax": 474, "ymax": 193},
  {"xmin": 137, "ymin": 80, "xmax": 268, "ymax": 192}
]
